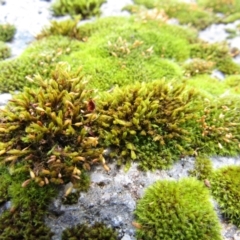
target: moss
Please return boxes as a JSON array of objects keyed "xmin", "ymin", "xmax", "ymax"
[
  {"xmin": 211, "ymin": 165, "xmax": 240, "ymax": 227},
  {"xmin": 217, "ymin": 57, "xmax": 240, "ymax": 75},
  {"xmin": 94, "ymin": 80, "xmax": 202, "ymax": 169},
  {"xmin": 183, "ymin": 58, "xmax": 215, "ymax": 77},
  {"xmin": 61, "ymin": 16, "xmax": 195, "ymax": 90},
  {"xmin": 131, "ymin": 0, "xmax": 217, "ymax": 29},
  {"xmin": 0, "ymin": 166, "xmax": 12, "ymax": 204},
  {"xmin": 134, "ymin": 178, "xmax": 222, "ymax": 240},
  {"xmin": 0, "ymin": 41, "xmax": 11, "ymax": 60},
  {"xmin": 61, "ymin": 222, "xmax": 118, "ymax": 240},
  {"xmin": 0, "ymin": 207, "xmax": 54, "ymax": 239},
  {"xmin": 195, "ymin": 96, "xmax": 240, "ymax": 156},
  {"xmin": 0, "ymin": 63, "xmax": 103, "ymax": 188},
  {"xmin": 197, "ymin": 0, "xmax": 240, "ymax": 15},
  {"xmin": 51, "ymin": 0, "xmax": 106, "ymax": 18},
  {"xmin": 0, "ymin": 23, "xmax": 16, "ymax": 42},
  {"xmin": 36, "ymin": 16, "xmax": 82, "ymax": 40},
  {"xmin": 224, "ymin": 75, "xmax": 240, "ymax": 94},
  {"xmin": 185, "ymin": 75, "xmax": 228, "ymax": 97},
  {"xmin": 190, "ymin": 40, "xmax": 240, "ymax": 75},
  {"xmin": 189, "ymin": 156, "xmax": 213, "ymax": 180},
  {"xmin": 0, "ymin": 167, "xmax": 57, "ymax": 239},
  {"xmin": 0, "ymin": 35, "xmax": 81, "ymax": 92},
  {"xmin": 221, "ymin": 12, "xmax": 240, "ymax": 24}
]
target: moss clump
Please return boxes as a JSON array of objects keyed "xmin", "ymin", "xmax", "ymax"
[
  {"xmin": 190, "ymin": 40, "xmax": 240, "ymax": 75},
  {"xmin": 134, "ymin": 178, "xmax": 222, "ymax": 240},
  {"xmin": 195, "ymin": 96, "xmax": 240, "ymax": 156},
  {"xmin": 189, "ymin": 156, "xmax": 213, "ymax": 181},
  {"xmin": 197, "ymin": 0, "xmax": 240, "ymax": 15},
  {"xmin": 185, "ymin": 75, "xmax": 228, "ymax": 97},
  {"xmin": 0, "ymin": 167, "xmax": 11, "ymax": 204},
  {"xmin": 183, "ymin": 58, "xmax": 215, "ymax": 77},
  {"xmin": 0, "ymin": 35, "xmax": 81, "ymax": 92},
  {"xmin": 94, "ymin": 80, "xmax": 201, "ymax": 170},
  {"xmin": 0, "ymin": 41, "xmax": 11, "ymax": 60},
  {"xmin": 0, "ymin": 23, "xmax": 16, "ymax": 42},
  {"xmin": 0, "ymin": 168, "xmax": 57, "ymax": 239},
  {"xmin": 0, "ymin": 63, "xmax": 103, "ymax": 188},
  {"xmin": 61, "ymin": 222, "xmax": 118, "ymax": 240},
  {"xmin": 36, "ymin": 16, "xmax": 82, "ymax": 40},
  {"xmin": 224, "ymin": 75, "xmax": 240, "ymax": 94},
  {"xmin": 61, "ymin": 16, "xmax": 195, "ymax": 91},
  {"xmin": 131, "ymin": 0, "xmax": 217, "ymax": 29},
  {"xmin": 51, "ymin": 0, "xmax": 106, "ymax": 18},
  {"xmin": 211, "ymin": 165, "xmax": 240, "ymax": 227}
]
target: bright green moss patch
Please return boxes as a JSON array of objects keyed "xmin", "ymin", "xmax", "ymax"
[
  {"xmin": 131, "ymin": 0, "xmax": 217, "ymax": 29},
  {"xmin": 0, "ymin": 41, "xmax": 11, "ymax": 60},
  {"xmin": 134, "ymin": 178, "xmax": 222, "ymax": 240},
  {"xmin": 183, "ymin": 58, "xmax": 215, "ymax": 77},
  {"xmin": 0, "ymin": 167, "xmax": 12, "ymax": 204},
  {"xmin": 51, "ymin": 0, "xmax": 106, "ymax": 18},
  {"xmin": 36, "ymin": 16, "xmax": 82, "ymax": 40},
  {"xmin": 61, "ymin": 222, "xmax": 118, "ymax": 240},
  {"xmin": 0, "ymin": 35, "xmax": 81, "ymax": 92},
  {"xmin": 190, "ymin": 40, "xmax": 240, "ymax": 75},
  {"xmin": 189, "ymin": 156, "xmax": 213, "ymax": 180},
  {"xmin": 185, "ymin": 75, "xmax": 228, "ymax": 97},
  {"xmin": 197, "ymin": 0, "xmax": 240, "ymax": 15},
  {"xmin": 224, "ymin": 75, "xmax": 240, "ymax": 94},
  {"xmin": 61, "ymin": 16, "xmax": 195, "ymax": 90},
  {"xmin": 0, "ymin": 23, "xmax": 16, "ymax": 42},
  {"xmin": 221, "ymin": 12, "xmax": 240, "ymax": 24},
  {"xmin": 211, "ymin": 165, "xmax": 240, "ymax": 227}
]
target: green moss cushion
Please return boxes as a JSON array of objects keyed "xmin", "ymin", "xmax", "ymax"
[{"xmin": 134, "ymin": 178, "xmax": 222, "ymax": 240}]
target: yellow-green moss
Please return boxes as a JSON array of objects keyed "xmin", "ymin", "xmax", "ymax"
[
  {"xmin": 36, "ymin": 16, "xmax": 82, "ymax": 40},
  {"xmin": 0, "ymin": 41, "xmax": 11, "ymax": 60},
  {"xmin": 185, "ymin": 75, "xmax": 228, "ymax": 97},
  {"xmin": 61, "ymin": 222, "xmax": 118, "ymax": 240},
  {"xmin": 51, "ymin": 0, "xmax": 106, "ymax": 18},
  {"xmin": 0, "ymin": 35, "xmax": 81, "ymax": 92},
  {"xmin": 211, "ymin": 165, "xmax": 240, "ymax": 227},
  {"xmin": 0, "ymin": 63, "xmax": 102, "ymax": 187},
  {"xmin": 131, "ymin": 0, "xmax": 218, "ymax": 29},
  {"xmin": 189, "ymin": 156, "xmax": 213, "ymax": 180},
  {"xmin": 183, "ymin": 58, "xmax": 215, "ymax": 77},
  {"xmin": 94, "ymin": 80, "xmax": 202, "ymax": 169},
  {"xmin": 190, "ymin": 40, "xmax": 240, "ymax": 75},
  {"xmin": 0, "ymin": 23, "xmax": 16, "ymax": 42},
  {"xmin": 197, "ymin": 0, "xmax": 240, "ymax": 15},
  {"xmin": 0, "ymin": 165, "xmax": 57, "ymax": 239},
  {"xmin": 134, "ymin": 178, "xmax": 222, "ymax": 240},
  {"xmin": 224, "ymin": 75, "xmax": 240, "ymax": 94}
]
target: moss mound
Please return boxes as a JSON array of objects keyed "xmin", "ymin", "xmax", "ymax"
[
  {"xmin": 211, "ymin": 165, "xmax": 240, "ymax": 227},
  {"xmin": 0, "ymin": 23, "xmax": 16, "ymax": 42},
  {"xmin": 0, "ymin": 63, "xmax": 103, "ymax": 188},
  {"xmin": 0, "ymin": 41, "xmax": 11, "ymax": 60},
  {"xmin": 51, "ymin": 0, "xmax": 106, "ymax": 18},
  {"xmin": 134, "ymin": 178, "xmax": 222, "ymax": 240},
  {"xmin": 130, "ymin": 0, "xmax": 217, "ymax": 29},
  {"xmin": 0, "ymin": 168, "xmax": 57, "ymax": 239},
  {"xmin": 94, "ymin": 80, "xmax": 201, "ymax": 169},
  {"xmin": 61, "ymin": 222, "xmax": 118, "ymax": 240},
  {"xmin": 189, "ymin": 156, "xmax": 213, "ymax": 181},
  {"xmin": 0, "ymin": 35, "xmax": 81, "ymax": 92}
]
